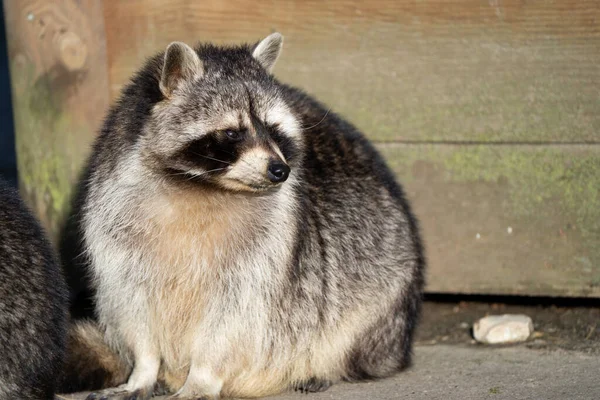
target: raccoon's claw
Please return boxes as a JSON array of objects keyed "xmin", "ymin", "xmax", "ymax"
[
  {"xmin": 85, "ymin": 384, "xmax": 154, "ymax": 400},
  {"xmin": 153, "ymin": 382, "xmax": 171, "ymax": 396},
  {"xmin": 293, "ymin": 377, "xmax": 333, "ymax": 393}
]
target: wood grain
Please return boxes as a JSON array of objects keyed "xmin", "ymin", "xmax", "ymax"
[
  {"xmin": 104, "ymin": 0, "xmax": 600, "ymax": 143},
  {"xmin": 3, "ymin": 0, "xmax": 109, "ymax": 240},
  {"xmin": 379, "ymin": 143, "xmax": 600, "ymax": 297}
]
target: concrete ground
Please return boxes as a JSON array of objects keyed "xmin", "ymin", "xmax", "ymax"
[{"xmin": 59, "ymin": 301, "xmax": 600, "ymax": 400}]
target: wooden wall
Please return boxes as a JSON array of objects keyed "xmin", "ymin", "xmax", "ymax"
[
  {"xmin": 5, "ymin": 0, "xmax": 600, "ymax": 296},
  {"xmin": 3, "ymin": 0, "xmax": 109, "ymax": 238}
]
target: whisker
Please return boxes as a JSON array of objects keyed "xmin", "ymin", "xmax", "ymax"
[
  {"xmin": 166, "ymin": 170, "xmax": 193, "ymax": 177},
  {"xmin": 166, "ymin": 167, "xmax": 227, "ymax": 180},
  {"xmin": 190, "ymin": 152, "xmax": 233, "ymax": 165},
  {"xmin": 300, "ymin": 108, "xmax": 331, "ymax": 131},
  {"xmin": 188, "ymin": 167, "xmax": 227, "ymax": 179},
  {"xmin": 200, "ymin": 167, "xmax": 227, "ymax": 175}
]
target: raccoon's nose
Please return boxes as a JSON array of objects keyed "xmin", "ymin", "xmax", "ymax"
[{"xmin": 267, "ymin": 161, "xmax": 290, "ymax": 183}]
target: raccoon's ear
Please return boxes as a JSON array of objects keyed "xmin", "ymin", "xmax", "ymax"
[
  {"xmin": 160, "ymin": 41, "xmax": 203, "ymax": 98},
  {"xmin": 252, "ymin": 32, "xmax": 283, "ymax": 73}
]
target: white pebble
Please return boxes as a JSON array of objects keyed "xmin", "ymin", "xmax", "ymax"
[
  {"xmin": 475, "ymin": 233, "xmax": 481, "ymax": 239},
  {"xmin": 473, "ymin": 314, "xmax": 533, "ymax": 344},
  {"xmin": 507, "ymin": 226, "xmax": 513, "ymax": 234}
]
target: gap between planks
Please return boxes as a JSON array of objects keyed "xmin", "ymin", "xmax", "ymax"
[{"xmin": 373, "ymin": 141, "xmax": 600, "ymax": 147}]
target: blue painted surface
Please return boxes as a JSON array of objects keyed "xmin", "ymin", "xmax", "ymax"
[{"xmin": 0, "ymin": 3, "xmax": 17, "ymax": 187}]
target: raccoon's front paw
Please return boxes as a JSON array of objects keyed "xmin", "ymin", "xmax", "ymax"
[
  {"xmin": 153, "ymin": 381, "xmax": 171, "ymax": 396},
  {"xmin": 293, "ymin": 377, "xmax": 333, "ymax": 393},
  {"xmin": 85, "ymin": 383, "xmax": 154, "ymax": 400}
]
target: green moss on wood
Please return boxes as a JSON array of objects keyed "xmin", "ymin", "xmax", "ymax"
[
  {"xmin": 10, "ymin": 61, "xmax": 91, "ymax": 241},
  {"xmin": 441, "ymin": 147, "xmax": 600, "ymax": 242},
  {"xmin": 382, "ymin": 144, "xmax": 600, "ymax": 240},
  {"xmin": 379, "ymin": 143, "xmax": 600, "ymax": 296}
]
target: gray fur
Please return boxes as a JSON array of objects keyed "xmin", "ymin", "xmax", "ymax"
[
  {"xmin": 69, "ymin": 32, "xmax": 424, "ymax": 400},
  {"xmin": 0, "ymin": 178, "xmax": 68, "ymax": 399}
]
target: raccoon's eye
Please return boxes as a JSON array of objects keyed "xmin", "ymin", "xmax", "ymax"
[{"xmin": 225, "ymin": 130, "xmax": 244, "ymax": 142}]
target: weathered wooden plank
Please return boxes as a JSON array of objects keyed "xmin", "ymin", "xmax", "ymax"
[
  {"xmin": 378, "ymin": 143, "xmax": 600, "ymax": 297},
  {"xmin": 104, "ymin": 0, "xmax": 600, "ymax": 143},
  {"xmin": 4, "ymin": 1, "xmax": 598, "ymax": 298},
  {"xmin": 3, "ymin": 0, "xmax": 110, "ymax": 240}
]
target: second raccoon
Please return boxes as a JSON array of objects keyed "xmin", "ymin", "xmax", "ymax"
[
  {"xmin": 0, "ymin": 178, "xmax": 68, "ymax": 400},
  {"xmin": 67, "ymin": 33, "xmax": 425, "ymax": 399}
]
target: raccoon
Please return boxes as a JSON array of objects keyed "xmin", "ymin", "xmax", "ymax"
[
  {"xmin": 70, "ymin": 32, "xmax": 425, "ymax": 399},
  {"xmin": 0, "ymin": 178, "xmax": 68, "ymax": 399}
]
